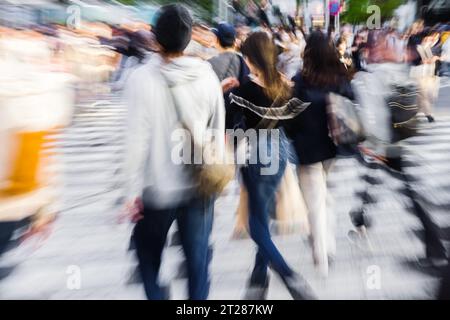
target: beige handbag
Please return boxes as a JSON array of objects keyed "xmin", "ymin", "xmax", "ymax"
[
  {"xmin": 274, "ymin": 164, "xmax": 310, "ymax": 235},
  {"xmin": 196, "ymin": 142, "xmax": 236, "ymax": 197},
  {"xmin": 232, "ymin": 164, "xmax": 309, "ymax": 238},
  {"xmin": 163, "ymin": 74, "xmax": 235, "ymax": 198}
]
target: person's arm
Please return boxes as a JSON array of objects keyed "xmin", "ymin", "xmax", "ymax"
[
  {"xmin": 208, "ymin": 74, "xmax": 226, "ymax": 159},
  {"xmin": 111, "ymin": 56, "xmax": 139, "ymax": 91},
  {"xmin": 338, "ymin": 79, "xmax": 355, "ymax": 101},
  {"xmin": 221, "ymin": 77, "xmax": 240, "ymax": 93},
  {"xmin": 237, "ymin": 54, "xmax": 250, "ymax": 86},
  {"xmin": 417, "ymin": 44, "xmax": 433, "ymax": 64},
  {"xmin": 122, "ymin": 70, "xmax": 151, "ymax": 202}
]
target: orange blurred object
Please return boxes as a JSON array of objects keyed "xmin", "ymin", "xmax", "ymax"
[{"xmin": 0, "ymin": 131, "xmax": 47, "ymax": 196}]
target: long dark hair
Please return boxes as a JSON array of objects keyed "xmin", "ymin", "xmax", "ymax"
[
  {"xmin": 302, "ymin": 31, "xmax": 350, "ymax": 87},
  {"xmin": 241, "ymin": 32, "xmax": 291, "ymax": 102}
]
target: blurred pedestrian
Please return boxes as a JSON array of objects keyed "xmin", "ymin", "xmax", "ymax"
[
  {"xmin": 284, "ymin": 32, "xmax": 354, "ymax": 278},
  {"xmin": 123, "ymin": 4, "xmax": 225, "ymax": 300},
  {"xmin": 407, "ymin": 20, "xmax": 425, "ymax": 67},
  {"xmin": 276, "ymin": 29, "xmax": 304, "ymax": 79},
  {"xmin": 227, "ymin": 32, "xmax": 316, "ymax": 300},
  {"xmin": 337, "ymin": 36, "xmax": 354, "ymax": 71},
  {"xmin": 351, "ymin": 33, "xmax": 448, "ymax": 271},
  {"xmin": 351, "ymin": 30, "xmax": 369, "ymax": 72},
  {"xmin": 112, "ymin": 30, "xmax": 157, "ymax": 91},
  {"xmin": 208, "ymin": 22, "xmax": 246, "ymax": 83},
  {"xmin": 414, "ymin": 28, "xmax": 441, "ymax": 122}
]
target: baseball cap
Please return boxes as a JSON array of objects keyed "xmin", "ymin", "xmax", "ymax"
[{"xmin": 212, "ymin": 22, "xmax": 236, "ymax": 48}]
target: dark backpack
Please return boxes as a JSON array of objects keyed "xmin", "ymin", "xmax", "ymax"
[
  {"xmin": 225, "ymin": 55, "xmax": 250, "ymax": 130},
  {"xmin": 387, "ymin": 84, "xmax": 420, "ymax": 143},
  {"xmin": 236, "ymin": 54, "xmax": 250, "ymax": 86},
  {"xmin": 327, "ymin": 93, "xmax": 366, "ymax": 146}
]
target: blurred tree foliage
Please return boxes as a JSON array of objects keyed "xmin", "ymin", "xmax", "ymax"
[
  {"xmin": 341, "ymin": 0, "xmax": 405, "ymax": 24},
  {"xmin": 115, "ymin": 0, "xmax": 136, "ymax": 4}
]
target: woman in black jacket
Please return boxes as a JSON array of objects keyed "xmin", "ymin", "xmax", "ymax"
[{"xmin": 284, "ymin": 31, "xmax": 354, "ymax": 278}]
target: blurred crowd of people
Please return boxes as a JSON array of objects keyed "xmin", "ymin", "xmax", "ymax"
[
  {"xmin": 119, "ymin": 4, "xmax": 450, "ymax": 300},
  {"xmin": 0, "ymin": 17, "xmax": 158, "ymax": 260},
  {"xmin": 1, "ymin": 1, "xmax": 450, "ymax": 301}
]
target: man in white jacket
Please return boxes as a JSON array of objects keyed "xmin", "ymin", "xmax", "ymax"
[{"xmin": 123, "ymin": 4, "xmax": 225, "ymax": 300}]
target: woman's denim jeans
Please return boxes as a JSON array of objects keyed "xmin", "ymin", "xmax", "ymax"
[{"xmin": 241, "ymin": 129, "xmax": 293, "ymax": 285}]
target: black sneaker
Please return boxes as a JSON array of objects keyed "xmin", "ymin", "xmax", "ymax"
[
  {"xmin": 426, "ymin": 115, "xmax": 435, "ymax": 123},
  {"xmin": 243, "ymin": 276, "xmax": 270, "ymax": 300},
  {"xmin": 349, "ymin": 208, "xmax": 372, "ymax": 228},
  {"xmin": 282, "ymin": 273, "xmax": 318, "ymax": 300},
  {"xmin": 174, "ymin": 259, "xmax": 188, "ymax": 280}
]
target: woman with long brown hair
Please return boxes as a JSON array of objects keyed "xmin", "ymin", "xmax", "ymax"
[
  {"xmin": 284, "ymin": 31, "xmax": 354, "ymax": 278},
  {"xmin": 227, "ymin": 31, "xmax": 316, "ymax": 300}
]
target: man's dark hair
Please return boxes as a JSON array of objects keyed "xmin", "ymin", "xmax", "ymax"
[
  {"xmin": 153, "ymin": 4, "xmax": 193, "ymax": 54},
  {"xmin": 218, "ymin": 36, "xmax": 233, "ymax": 49}
]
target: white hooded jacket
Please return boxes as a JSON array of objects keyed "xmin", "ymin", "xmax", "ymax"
[{"xmin": 123, "ymin": 53, "xmax": 225, "ymax": 208}]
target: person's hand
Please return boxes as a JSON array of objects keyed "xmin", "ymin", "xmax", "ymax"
[
  {"xmin": 118, "ymin": 198, "xmax": 144, "ymax": 224},
  {"xmin": 432, "ymin": 56, "xmax": 440, "ymax": 62},
  {"xmin": 21, "ymin": 210, "xmax": 56, "ymax": 246},
  {"xmin": 280, "ymin": 73, "xmax": 294, "ymax": 87},
  {"xmin": 221, "ymin": 77, "xmax": 240, "ymax": 93}
]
